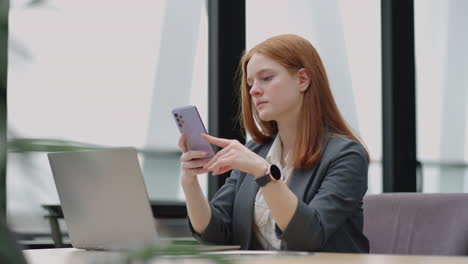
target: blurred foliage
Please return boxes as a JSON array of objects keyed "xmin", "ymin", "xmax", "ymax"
[
  {"xmin": 8, "ymin": 138, "xmax": 104, "ymax": 153},
  {"xmin": 0, "ymin": 0, "xmax": 8, "ymax": 218},
  {"xmin": 0, "ymin": 217, "xmax": 27, "ymax": 264},
  {"xmin": 1, "ymin": 0, "xmax": 28, "ymax": 263},
  {"xmin": 27, "ymin": 0, "xmax": 46, "ymax": 7}
]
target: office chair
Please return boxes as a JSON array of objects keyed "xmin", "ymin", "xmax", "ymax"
[{"xmin": 363, "ymin": 193, "xmax": 468, "ymax": 255}]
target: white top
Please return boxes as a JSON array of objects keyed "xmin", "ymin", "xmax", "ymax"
[{"xmin": 253, "ymin": 135, "xmax": 294, "ymax": 250}]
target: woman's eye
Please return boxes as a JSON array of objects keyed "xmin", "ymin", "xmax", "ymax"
[{"xmin": 263, "ymin": 76, "xmax": 273, "ymax": 82}]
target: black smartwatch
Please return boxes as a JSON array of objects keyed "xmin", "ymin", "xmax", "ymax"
[{"xmin": 255, "ymin": 164, "xmax": 282, "ymax": 187}]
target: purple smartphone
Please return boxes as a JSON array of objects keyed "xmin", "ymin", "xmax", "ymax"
[{"xmin": 172, "ymin": 105, "xmax": 216, "ymax": 158}]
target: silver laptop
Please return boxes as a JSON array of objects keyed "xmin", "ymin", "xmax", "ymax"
[{"xmin": 48, "ymin": 147, "xmax": 239, "ymax": 251}]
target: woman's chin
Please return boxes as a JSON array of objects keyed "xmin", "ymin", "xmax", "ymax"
[{"xmin": 258, "ymin": 112, "xmax": 274, "ymax": 122}]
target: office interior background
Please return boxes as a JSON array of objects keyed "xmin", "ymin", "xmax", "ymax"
[{"xmin": 5, "ymin": 0, "xmax": 468, "ymax": 240}]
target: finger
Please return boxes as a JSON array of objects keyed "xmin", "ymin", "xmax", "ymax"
[
  {"xmin": 180, "ymin": 150, "xmax": 210, "ymax": 161},
  {"xmin": 215, "ymin": 165, "xmax": 233, "ymax": 175},
  {"xmin": 212, "ymin": 168, "xmax": 220, "ymax": 176},
  {"xmin": 178, "ymin": 134, "xmax": 188, "ymax": 152},
  {"xmin": 182, "ymin": 159, "xmax": 211, "ymax": 170},
  {"xmin": 203, "ymin": 154, "xmax": 218, "ymax": 169},
  {"xmin": 212, "ymin": 165, "xmax": 224, "ymax": 176},
  {"xmin": 200, "ymin": 133, "xmax": 231, "ymax": 148},
  {"xmin": 187, "ymin": 167, "xmax": 210, "ymax": 175},
  {"xmin": 204, "ymin": 148, "xmax": 232, "ymax": 169},
  {"xmin": 206, "ymin": 154, "xmax": 233, "ymax": 172}
]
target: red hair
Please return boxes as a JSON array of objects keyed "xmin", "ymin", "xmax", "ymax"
[{"xmin": 238, "ymin": 34, "xmax": 369, "ymax": 168}]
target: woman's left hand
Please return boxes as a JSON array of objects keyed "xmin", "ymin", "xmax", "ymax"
[{"xmin": 201, "ymin": 134, "xmax": 269, "ymax": 177}]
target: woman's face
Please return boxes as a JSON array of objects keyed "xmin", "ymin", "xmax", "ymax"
[{"xmin": 246, "ymin": 53, "xmax": 307, "ymax": 122}]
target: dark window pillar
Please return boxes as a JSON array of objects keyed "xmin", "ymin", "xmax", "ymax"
[
  {"xmin": 381, "ymin": 0, "xmax": 417, "ymax": 192},
  {"xmin": 207, "ymin": 0, "xmax": 246, "ymax": 199}
]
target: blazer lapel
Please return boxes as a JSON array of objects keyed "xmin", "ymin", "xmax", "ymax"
[
  {"xmin": 235, "ymin": 138, "xmax": 274, "ymax": 249},
  {"xmin": 235, "ymin": 175, "xmax": 258, "ymax": 249},
  {"xmin": 288, "ymin": 136, "xmax": 331, "ymax": 201}
]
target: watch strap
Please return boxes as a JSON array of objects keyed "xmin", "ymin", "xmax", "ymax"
[{"xmin": 255, "ymin": 174, "xmax": 272, "ymax": 187}]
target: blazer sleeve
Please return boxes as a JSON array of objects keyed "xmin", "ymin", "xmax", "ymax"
[
  {"xmin": 188, "ymin": 168, "xmax": 241, "ymax": 245},
  {"xmin": 275, "ymin": 140, "xmax": 368, "ymax": 251}
]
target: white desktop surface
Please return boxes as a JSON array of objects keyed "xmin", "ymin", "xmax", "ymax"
[
  {"xmin": 24, "ymin": 248, "xmax": 126, "ymax": 264},
  {"xmin": 24, "ymin": 248, "xmax": 468, "ymax": 264}
]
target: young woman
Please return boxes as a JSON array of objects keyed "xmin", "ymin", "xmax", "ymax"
[{"xmin": 178, "ymin": 34, "xmax": 369, "ymax": 252}]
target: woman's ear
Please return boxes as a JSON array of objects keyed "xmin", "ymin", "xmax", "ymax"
[{"xmin": 297, "ymin": 68, "xmax": 311, "ymax": 92}]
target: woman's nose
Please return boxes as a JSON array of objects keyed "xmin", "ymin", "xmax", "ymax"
[{"xmin": 249, "ymin": 83, "xmax": 263, "ymax": 96}]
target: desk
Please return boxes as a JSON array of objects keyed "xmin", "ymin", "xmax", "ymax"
[{"xmin": 24, "ymin": 248, "xmax": 468, "ymax": 264}]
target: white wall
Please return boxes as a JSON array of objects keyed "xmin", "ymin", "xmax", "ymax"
[{"xmin": 415, "ymin": 0, "xmax": 468, "ymax": 192}]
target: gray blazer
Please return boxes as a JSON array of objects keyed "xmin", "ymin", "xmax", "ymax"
[{"xmin": 189, "ymin": 135, "xmax": 369, "ymax": 253}]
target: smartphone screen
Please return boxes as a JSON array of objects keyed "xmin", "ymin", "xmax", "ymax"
[{"xmin": 172, "ymin": 105, "xmax": 216, "ymax": 158}]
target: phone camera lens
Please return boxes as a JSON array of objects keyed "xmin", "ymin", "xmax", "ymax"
[
  {"xmin": 174, "ymin": 113, "xmax": 179, "ymax": 118},
  {"xmin": 178, "ymin": 123, "xmax": 182, "ymax": 128},
  {"xmin": 176, "ymin": 118, "xmax": 180, "ymax": 122}
]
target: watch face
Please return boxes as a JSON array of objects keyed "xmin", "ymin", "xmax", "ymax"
[{"xmin": 270, "ymin": 164, "xmax": 281, "ymax": 180}]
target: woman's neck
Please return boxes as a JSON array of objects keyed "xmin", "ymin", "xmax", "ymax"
[{"xmin": 277, "ymin": 116, "xmax": 299, "ymax": 166}]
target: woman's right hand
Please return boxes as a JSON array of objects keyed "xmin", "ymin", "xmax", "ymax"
[{"xmin": 178, "ymin": 134, "xmax": 212, "ymax": 185}]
